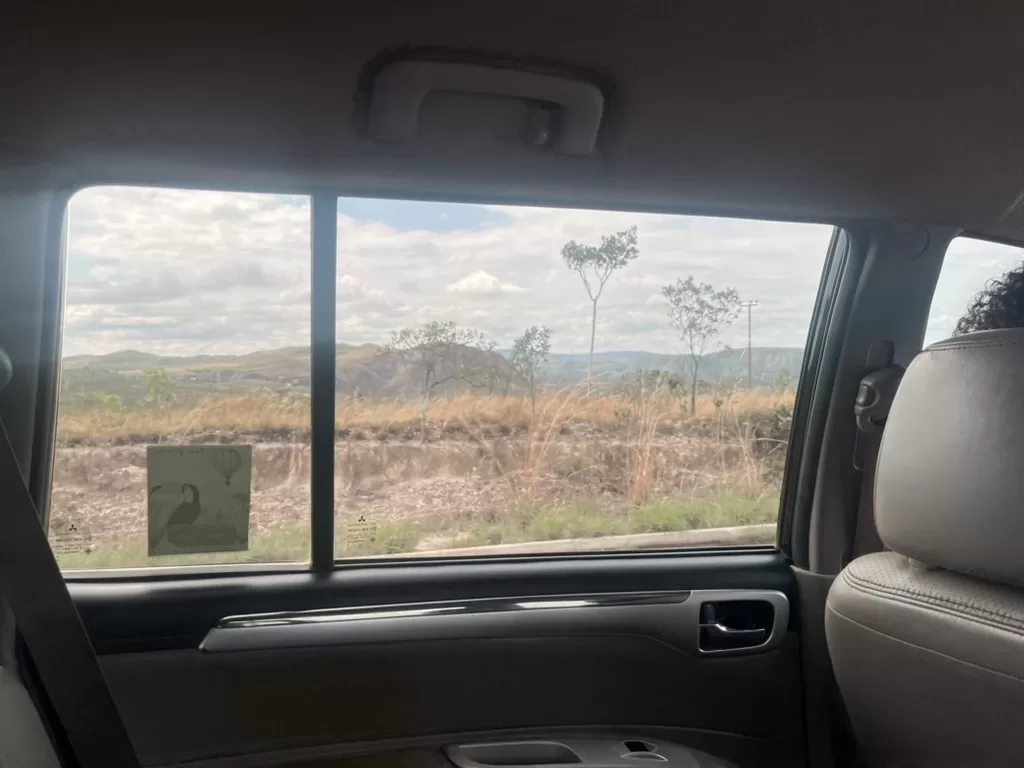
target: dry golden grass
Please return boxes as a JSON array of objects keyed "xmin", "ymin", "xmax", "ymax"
[
  {"xmin": 52, "ymin": 386, "xmax": 795, "ymax": 567},
  {"xmin": 57, "ymin": 392, "xmax": 312, "ymax": 439},
  {"xmin": 56, "ymin": 388, "xmax": 796, "ymax": 441}
]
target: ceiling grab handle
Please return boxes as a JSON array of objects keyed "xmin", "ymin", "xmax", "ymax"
[{"xmin": 367, "ymin": 60, "xmax": 605, "ymax": 156}]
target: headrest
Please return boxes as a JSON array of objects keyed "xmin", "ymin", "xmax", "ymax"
[{"xmin": 875, "ymin": 328, "xmax": 1024, "ymax": 587}]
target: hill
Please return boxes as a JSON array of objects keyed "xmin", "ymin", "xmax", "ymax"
[
  {"xmin": 60, "ymin": 343, "xmax": 517, "ymax": 408},
  {"xmin": 543, "ymin": 347, "xmax": 804, "ymax": 387},
  {"xmin": 58, "ymin": 343, "xmax": 805, "ymax": 409}
]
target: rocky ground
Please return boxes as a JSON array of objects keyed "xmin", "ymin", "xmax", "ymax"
[{"xmin": 49, "ymin": 429, "xmax": 781, "ymax": 567}]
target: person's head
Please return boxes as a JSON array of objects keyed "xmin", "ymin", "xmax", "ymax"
[{"xmin": 955, "ymin": 264, "xmax": 1024, "ymax": 335}]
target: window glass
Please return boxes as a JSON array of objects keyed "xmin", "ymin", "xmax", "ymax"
[
  {"xmin": 926, "ymin": 236, "xmax": 1024, "ymax": 344},
  {"xmin": 51, "ymin": 187, "xmax": 312, "ymax": 569},
  {"xmin": 51, "ymin": 190, "xmax": 836, "ymax": 569},
  {"xmin": 332, "ymin": 199, "xmax": 833, "ymax": 558}
]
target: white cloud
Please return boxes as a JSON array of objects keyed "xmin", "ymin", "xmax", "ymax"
[
  {"xmin": 337, "ymin": 274, "xmax": 385, "ymax": 298},
  {"xmin": 76, "ymin": 187, "xmax": 1024, "ymax": 361},
  {"xmin": 445, "ymin": 270, "xmax": 526, "ymax": 295},
  {"xmin": 64, "ymin": 187, "xmax": 310, "ymax": 356}
]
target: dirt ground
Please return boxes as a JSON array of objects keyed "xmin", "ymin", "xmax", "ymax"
[{"xmin": 48, "ymin": 426, "xmax": 781, "ymax": 566}]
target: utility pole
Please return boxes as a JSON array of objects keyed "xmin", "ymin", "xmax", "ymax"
[{"xmin": 739, "ymin": 301, "xmax": 759, "ymax": 388}]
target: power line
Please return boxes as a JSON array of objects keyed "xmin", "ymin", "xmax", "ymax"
[{"xmin": 739, "ymin": 301, "xmax": 759, "ymax": 388}]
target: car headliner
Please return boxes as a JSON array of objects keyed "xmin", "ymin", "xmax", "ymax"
[{"xmin": 1, "ymin": 2, "xmax": 1022, "ymax": 242}]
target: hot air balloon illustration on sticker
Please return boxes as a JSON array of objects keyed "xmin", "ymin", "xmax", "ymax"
[{"xmin": 211, "ymin": 447, "xmax": 243, "ymax": 486}]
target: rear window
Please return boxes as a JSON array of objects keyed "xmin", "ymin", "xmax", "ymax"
[
  {"xmin": 50, "ymin": 186, "xmax": 833, "ymax": 569},
  {"xmin": 927, "ymin": 236, "xmax": 1024, "ymax": 343}
]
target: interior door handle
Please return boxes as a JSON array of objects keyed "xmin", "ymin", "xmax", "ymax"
[
  {"xmin": 686, "ymin": 591, "xmax": 788, "ymax": 657},
  {"xmin": 699, "ymin": 622, "xmax": 767, "ymax": 644}
]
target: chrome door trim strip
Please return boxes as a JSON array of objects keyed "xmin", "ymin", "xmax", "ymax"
[
  {"xmin": 199, "ymin": 589, "xmax": 789, "ymax": 656},
  {"xmin": 200, "ymin": 590, "xmax": 689, "ymax": 652}
]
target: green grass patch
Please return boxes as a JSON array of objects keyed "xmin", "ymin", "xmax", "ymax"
[
  {"xmin": 55, "ymin": 492, "xmax": 779, "ymax": 569},
  {"xmin": 630, "ymin": 492, "xmax": 779, "ymax": 533},
  {"xmin": 458, "ymin": 491, "xmax": 778, "ymax": 549},
  {"xmin": 336, "ymin": 521, "xmax": 422, "ymax": 556},
  {"xmin": 56, "ymin": 524, "xmax": 310, "ymax": 570},
  {"xmin": 457, "ymin": 499, "xmax": 608, "ymax": 547}
]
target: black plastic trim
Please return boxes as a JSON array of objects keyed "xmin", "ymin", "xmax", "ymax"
[
  {"xmin": 196, "ymin": 588, "xmax": 791, "ymax": 658},
  {"xmin": 69, "ymin": 550, "xmax": 794, "ymax": 654},
  {"xmin": 200, "ymin": 590, "xmax": 692, "ymax": 652},
  {"xmin": 779, "ymin": 227, "xmax": 857, "ymax": 567},
  {"xmin": 310, "ymin": 193, "xmax": 338, "ymax": 571},
  {"xmin": 29, "ymin": 190, "xmax": 74, "ymax": 526},
  {"xmin": 63, "ymin": 544, "xmax": 775, "ymax": 582}
]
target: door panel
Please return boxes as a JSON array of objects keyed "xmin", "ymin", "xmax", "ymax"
[
  {"xmin": 102, "ymin": 635, "xmax": 801, "ymax": 768},
  {"xmin": 70, "ymin": 552, "xmax": 802, "ymax": 768}
]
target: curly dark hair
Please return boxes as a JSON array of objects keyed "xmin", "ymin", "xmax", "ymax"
[{"xmin": 955, "ymin": 265, "xmax": 1024, "ymax": 335}]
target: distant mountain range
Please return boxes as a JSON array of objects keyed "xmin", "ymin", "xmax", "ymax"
[
  {"xmin": 59, "ymin": 344, "xmax": 805, "ymax": 408},
  {"xmin": 544, "ymin": 348, "xmax": 803, "ymax": 387}
]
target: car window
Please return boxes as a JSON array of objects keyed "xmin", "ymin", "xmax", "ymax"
[
  {"xmin": 926, "ymin": 236, "xmax": 1024, "ymax": 344},
  {"xmin": 331, "ymin": 199, "xmax": 832, "ymax": 558},
  {"xmin": 48, "ymin": 186, "xmax": 834, "ymax": 570},
  {"xmin": 50, "ymin": 187, "xmax": 312, "ymax": 569}
]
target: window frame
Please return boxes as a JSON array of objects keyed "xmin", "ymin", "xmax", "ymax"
[{"xmin": 42, "ymin": 182, "xmax": 845, "ymax": 581}]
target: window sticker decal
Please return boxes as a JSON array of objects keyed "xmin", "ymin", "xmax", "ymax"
[{"xmin": 147, "ymin": 445, "xmax": 252, "ymax": 556}]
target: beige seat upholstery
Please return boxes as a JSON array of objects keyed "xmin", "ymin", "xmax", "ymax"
[
  {"xmin": 0, "ymin": 666, "xmax": 61, "ymax": 768},
  {"xmin": 826, "ymin": 328, "xmax": 1024, "ymax": 767}
]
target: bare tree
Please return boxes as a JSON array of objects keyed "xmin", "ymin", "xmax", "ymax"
[
  {"xmin": 510, "ymin": 326, "xmax": 552, "ymax": 414},
  {"xmin": 661, "ymin": 277, "xmax": 740, "ymax": 415},
  {"xmin": 383, "ymin": 320, "xmax": 489, "ymax": 400},
  {"xmin": 561, "ymin": 226, "xmax": 639, "ymax": 389},
  {"xmin": 474, "ymin": 339, "xmax": 507, "ymax": 395},
  {"xmin": 382, "ymin": 320, "xmax": 495, "ymax": 438}
]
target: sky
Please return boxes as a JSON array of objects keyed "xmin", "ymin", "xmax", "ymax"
[{"xmin": 62, "ymin": 186, "xmax": 1024, "ymax": 357}]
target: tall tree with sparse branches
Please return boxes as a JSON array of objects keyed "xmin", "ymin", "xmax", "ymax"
[
  {"xmin": 561, "ymin": 226, "xmax": 639, "ymax": 390},
  {"xmin": 511, "ymin": 326, "xmax": 552, "ymax": 415},
  {"xmin": 662, "ymin": 277, "xmax": 740, "ymax": 416}
]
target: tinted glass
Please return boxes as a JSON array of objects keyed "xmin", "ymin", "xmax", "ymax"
[
  {"xmin": 331, "ymin": 199, "xmax": 834, "ymax": 558},
  {"xmin": 52, "ymin": 187, "xmax": 312, "ymax": 569}
]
